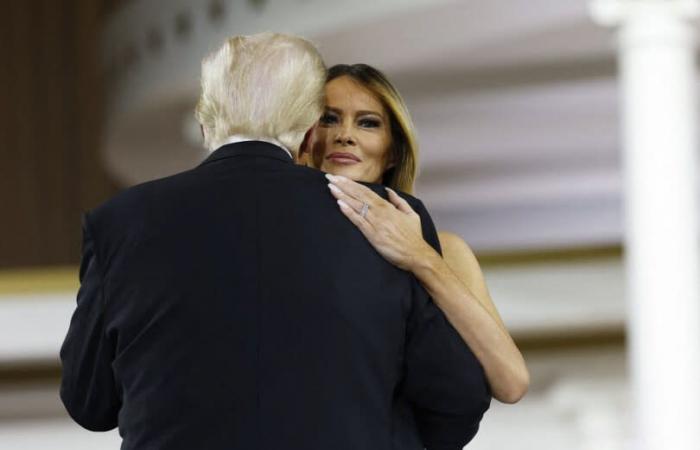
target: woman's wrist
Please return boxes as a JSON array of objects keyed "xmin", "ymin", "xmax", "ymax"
[{"xmin": 409, "ymin": 242, "xmax": 444, "ymax": 277}]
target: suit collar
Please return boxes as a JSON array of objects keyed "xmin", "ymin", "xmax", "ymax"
[{"xmin": 198, "ymin": 141, "xmax": 294, "ymax": 167}]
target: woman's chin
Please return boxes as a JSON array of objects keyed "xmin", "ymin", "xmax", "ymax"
[
  {"xmin": 321, "ymin": 165, "xmax": 381, "ymax": 184},
  {"xmin": 323, "ymin": 166, "xmax": 357, "ymax": 180}
]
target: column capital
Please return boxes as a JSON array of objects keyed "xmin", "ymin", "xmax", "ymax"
[{"xmin": 590, "ymin": 0, "xmax": 700, "ymax": 27}]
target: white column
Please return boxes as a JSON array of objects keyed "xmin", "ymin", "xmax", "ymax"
[{"xmin": 590, "ymin": 1, "xmax": 700, "ymax": 449}]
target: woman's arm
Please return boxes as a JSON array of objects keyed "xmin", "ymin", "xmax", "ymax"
[
  {"xmin": 326, "ymin": 174, "xmax": 529, "ymax": 403},
  {"xmin": 438, "ymin": 232, "xmax": 509, "ymax": 333},
  {"xmin": 428, "ymin": 231, "xmax": 529, "ymax": 403}
]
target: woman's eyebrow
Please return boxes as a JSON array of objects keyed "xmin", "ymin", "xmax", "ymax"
[
  {"xmin": 355, "ymin": 110, "xmax": 383, "ymax": 118},
  {"xmin": 326, "ymin": 106, "xmax": 383, "ymax": 118}
]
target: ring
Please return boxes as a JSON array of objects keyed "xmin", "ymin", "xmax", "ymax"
[{"xmin": 360, "ymin": 202, "xmax": 369, "ymax": 219}]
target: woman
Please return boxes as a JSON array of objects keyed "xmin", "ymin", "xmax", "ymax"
[{"xmin": 300, "ymin": 64, "xmax": 530, "ymax": 404}]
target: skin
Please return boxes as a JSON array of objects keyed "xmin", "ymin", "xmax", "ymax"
[
  {"xmin": 313, "ymin": 76, "xmax": 530, "ymax": 404},
  {"xmin": 310, "ymin": 76, "xmax": 395, "ymax": 182}
]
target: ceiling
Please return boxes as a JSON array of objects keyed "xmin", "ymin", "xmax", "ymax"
[{"xmin": 101, "ymin": 0, "xmax": 627, "ymax": 253}]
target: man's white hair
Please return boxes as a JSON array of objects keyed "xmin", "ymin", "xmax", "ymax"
[{"xmin": 195, "ymin": 32, "xmax": 326, "ymax": 154}]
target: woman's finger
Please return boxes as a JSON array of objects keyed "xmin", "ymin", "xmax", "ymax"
[
  {"xmin": 325, "ymin": 174, "xmax": 383, "ymax": 207},
  {"xmin": 328, "ymin": 183, "xmax": 364, "ymax": 213},
  {"xmin": 337, "ymin": 199, "xmax": 375, "ymax": 237},
  {"xmin": 385, "ymin": 187, "xmax": 415, "ymax": 215}
]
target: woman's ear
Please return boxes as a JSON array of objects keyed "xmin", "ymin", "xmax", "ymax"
[
  {"xmin": 385, "ymin": 150, "xmax": 397, "ymax": 170},
  {"xmin": 297, "ymin": 127, "xmax": 315, "ymax": 166},
  {"xmin": 310, "ymin": 124, "xmax": 326, "ymax": 169}
]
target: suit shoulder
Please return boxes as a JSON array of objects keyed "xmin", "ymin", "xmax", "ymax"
[
  {"xmin": 88, "ymin": 169, "xmax": 197, "ymax": 229},
  {"xmin": 394, "ymin": 190, "xmax": 429, "ymax": 216},
  {"xmin": 285, "ymin": 165, "xmax": 329, "ymax": 183},
  {"xmin": 401, "ymin": 192, "xmax": 424, "ymax": 209}
]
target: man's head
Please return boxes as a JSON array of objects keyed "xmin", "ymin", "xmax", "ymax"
[{"xmin": 195, "ymin": 32, "xmax": 326, "ymax": 155}]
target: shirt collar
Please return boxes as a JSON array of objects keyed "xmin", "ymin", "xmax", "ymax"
[
  {"xmin": 213, "ymin": 135, "xmax": 293, "ymax": 160},
  {"xmin": 198, "ymin": 139, "xmax": 295, "ymax": 168}
]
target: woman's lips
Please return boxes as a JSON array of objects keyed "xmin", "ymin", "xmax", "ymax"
[{"xmin": 326, "ymin": 152, "xmax": 361, "ymax": 165}]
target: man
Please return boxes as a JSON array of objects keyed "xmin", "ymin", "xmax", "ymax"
[{"xmin": 60, "ymin": 32, "xmax": 490, "ymax": 449}]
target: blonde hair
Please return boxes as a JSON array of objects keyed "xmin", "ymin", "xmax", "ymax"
[
  {"xmin": 319, "ymin": 64, "xmax": 419, "ymax": 194},
  {"xmin": 195, "ymin": 32, "xmax": 326, "ymax": 154}
]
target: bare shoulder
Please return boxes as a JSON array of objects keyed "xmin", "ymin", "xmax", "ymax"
[{"xmin": 437, "ymin": 231, "xmax": 479, "ymax": 269}]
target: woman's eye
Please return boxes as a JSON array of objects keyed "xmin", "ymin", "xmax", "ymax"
[
  {"xmin": 359, "ymin": 118, "xmax": 381, "ymax": 128},
  {"xmin": 319, "ymin": 113, "xmax": 338, "ymax": 125}
]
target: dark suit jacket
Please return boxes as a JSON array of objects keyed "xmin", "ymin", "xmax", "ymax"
[{"xmin": 60, "ymin": 141, "xmax": 491, "ymax": 450}]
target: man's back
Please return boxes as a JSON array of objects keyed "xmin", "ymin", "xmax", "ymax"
[{"xmin": 60, "ymin": 141, "xmax": 490, "ymax": 450}]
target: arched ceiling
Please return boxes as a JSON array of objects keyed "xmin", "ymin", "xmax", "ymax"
[{"xmin": 102, "ymin": 0, "xmax": 629, "ymax": 252}]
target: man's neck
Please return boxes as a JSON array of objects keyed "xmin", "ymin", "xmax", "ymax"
[{"xmin": 214, "ymin": 135, "xmax": 294, "ymax": 160}]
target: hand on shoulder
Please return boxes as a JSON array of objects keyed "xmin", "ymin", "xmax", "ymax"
[{"xmin": 326, "ymin": 174, "xmax": 438, "ymax": 271}]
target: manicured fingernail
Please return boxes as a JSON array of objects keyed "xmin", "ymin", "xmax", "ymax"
[
  {"xmin": 325, "ymin": 173, "xmax": 336, "ymax": 182},
  {"xmin": 337, "ymin": 199, "xmax": 350, "ymax": 209},
  {"xmin": 328, "ymin": 183, "xmax": 341, "ymax": 194}
]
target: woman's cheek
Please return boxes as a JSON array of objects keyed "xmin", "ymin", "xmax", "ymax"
[{"xmin": 311, "ymin": 134, "xmax": 329, "ymax": 167}]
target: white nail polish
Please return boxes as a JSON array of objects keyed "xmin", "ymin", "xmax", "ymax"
[{"xmin": 328, "ymin": 183, "xmax": 341, "ymax": 194}]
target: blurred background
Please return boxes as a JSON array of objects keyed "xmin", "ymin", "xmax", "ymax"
[{"xmin": 1, "ymin": 0, "xmax": 636, "ymax": 448}]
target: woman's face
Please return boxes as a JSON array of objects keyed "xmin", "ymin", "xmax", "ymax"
[{"xmin": 311, "ymin": 76, "xmax": 394, "ymax": 183}]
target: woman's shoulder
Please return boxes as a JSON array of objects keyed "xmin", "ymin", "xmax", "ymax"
[
  {"xmin": 437, "ymin": 231, "xmax": 480, "ymax": 270},
  {"xmin": 437, "ymin": 231, "xmax": 471, "ymax": 254}
]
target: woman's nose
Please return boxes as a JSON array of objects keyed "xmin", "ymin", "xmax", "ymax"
[{"xmin": 334, "ymin": 129, "xmax": 356, "ymax": 146}]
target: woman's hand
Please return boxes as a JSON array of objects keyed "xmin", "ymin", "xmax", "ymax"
[
  {"xmin": 327, "ymin": 174, "xmax": 530, "ymax": 403},
  {"xmin": 325, "ymin": 174, "xmax": 437, "ymax": 271}
]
